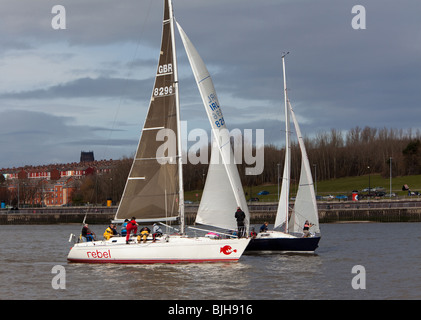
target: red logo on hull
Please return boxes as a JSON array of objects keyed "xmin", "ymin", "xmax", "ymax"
[{"xmin": 220, "ymin": 245, "xmax": 237, "ymax": 255}]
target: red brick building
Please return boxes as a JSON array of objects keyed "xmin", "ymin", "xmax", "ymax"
[{"xmin": 1, "ymin": 159, "xmax": 114, "ymax": 207}]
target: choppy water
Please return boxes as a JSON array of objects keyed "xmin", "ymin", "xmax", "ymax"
[{"xmin": 0, "ymin": 222, "xmax": 420, "ymax": 300}]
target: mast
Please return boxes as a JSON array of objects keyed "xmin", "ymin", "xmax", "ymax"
[
  {"xmin": 168, "ymin": 0, "xmax": 185, "ymax": 234},
  {"xmin": 282, "ymin": 52, "xmax": 290, "ymax": 233}
]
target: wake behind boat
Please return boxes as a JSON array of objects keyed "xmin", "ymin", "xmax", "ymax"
[
  {"xmin": 246, "ymin": 54, "xmax": 321, "ymax": 253},
  {"xmin": 67, "ymin": 0, "xmax": 249, "ymax": 264}
]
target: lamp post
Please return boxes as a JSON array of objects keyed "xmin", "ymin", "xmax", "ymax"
[
  {"xmin": 367, "ymin": 166, "xmax": 370, "ymax": 195},
  {"xmin": 367, "ymin": 166, "xmax": 371, "ymax": 206},
  {"xmin": 389, "ymin": 157, "xmax": 392, "ymax": 198}
]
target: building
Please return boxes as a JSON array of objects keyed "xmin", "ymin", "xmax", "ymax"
[
  {"xmin": 80, "ymin": 151, "xmax": 94, "ymax": 163},
  {"xmin": 0, "ymin": 158, "xmax": 115, "ymax": 207}
]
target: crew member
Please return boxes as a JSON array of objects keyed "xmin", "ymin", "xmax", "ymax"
[
  {"xmin": 81, "ymin": 224, "xmax": 95, "ymax": 242},
  {"xmin": 152, "ymin": 223, "xmax": 163, "ymax": 242},
  {"xmin": 103, "ymin": 223, "xmax": 115, "ymax": 240},
  {"xmin": 138, "ymin": 226, "xmax": 151, "ymax": 243},
  {"xmin": 126, "ymin": 217, "xmax": 138, "ymax": 244},
  {"xmin": 235, "ymin": 207, "xmax": 246, "ymax": 238},
  {"xmin": 303, "ymin": 220, "xmax": 314, "ymax": 237}
]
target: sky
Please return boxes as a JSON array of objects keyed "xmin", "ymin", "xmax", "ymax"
[{"xmin": 1, "ymin": 0, "xmax": 420, "ymax": 169}]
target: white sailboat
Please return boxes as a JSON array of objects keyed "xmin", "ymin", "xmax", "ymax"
[
  {"xmin": 67, "ymin": 0, "xmax": 249, "ymax": 264},
  {"xmin": 246, "ymin": 54, "xmax": 321, "ymax": 252}
]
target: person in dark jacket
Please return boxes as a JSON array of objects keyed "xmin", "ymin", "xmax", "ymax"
[
  {"xmin": 81, "ymin": 224, "xmax": 95, "ymax": 242},
  {"xmin": 234, "ymin": 207, "xmax": 246, "ymax": 238}
]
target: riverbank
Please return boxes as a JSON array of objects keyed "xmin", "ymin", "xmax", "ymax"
[{"xmin": 2, "ymin": 200, "xmax": 421, "ymax": 224}]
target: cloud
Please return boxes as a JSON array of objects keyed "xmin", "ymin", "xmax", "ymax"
[
  {"xmin": 0, "ymin": 109, "xmax": 137, "ymax": 168},
  {"xmin": 1, "ymin": 0, "xmax": 421, "ymax": 169},
  {"xmin": 0, "ymin": 77, "xmax": 150, "ymax": 100}
]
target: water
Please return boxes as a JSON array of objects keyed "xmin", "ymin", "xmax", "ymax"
[{"xmin": 0, "ymin": 223, "xmax": 420, "ymax": 300}]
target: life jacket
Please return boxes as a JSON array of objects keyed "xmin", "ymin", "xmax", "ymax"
[
  {"xmin": 303, "ymin": 223, "xmax": 310, "ymax": 231},
  {"xmin": 103, "ymin": 227, "xmax": 113, "ymax": 240}
]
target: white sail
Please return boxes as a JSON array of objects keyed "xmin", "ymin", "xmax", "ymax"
[
  {"xmin": 287, "ymin": 99, "xmax": 320, "ymax": 234},
  {"xmin": 176, "ymin": 22, "xmax": 249, "ymax": 231}
]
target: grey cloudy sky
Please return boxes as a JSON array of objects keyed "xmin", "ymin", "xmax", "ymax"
[{"xmin": 1, "ymin": 0, "xmax": 420, "ymax": 168}]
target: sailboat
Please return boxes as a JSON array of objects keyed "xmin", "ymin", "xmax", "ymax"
[
  {"xmin": 67, "ymin": 0, "xmax": 250, "ymax": 264},
  {"xmin": 246, "ymin": 54, "xmax": 321, "ymax": 252}
]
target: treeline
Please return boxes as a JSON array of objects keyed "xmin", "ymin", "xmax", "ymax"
[{"xmin": 75, "ymin": 126, "xmax": 421, "ymax": 204}]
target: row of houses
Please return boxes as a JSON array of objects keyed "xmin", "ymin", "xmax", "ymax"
[{"xmin": 0, "ymin": 159, "xmax": 115, "ymax": 207}]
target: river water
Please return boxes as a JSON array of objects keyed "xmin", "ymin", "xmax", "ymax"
[{"xmin": 0, "ymin": 222, "xmax": 420, "ymax": 300}]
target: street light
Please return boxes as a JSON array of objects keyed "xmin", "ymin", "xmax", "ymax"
[
  {"xmin": 389, "ymin": 157, "xmax": 392, "ymax": 198},
  {"xmin": 367, "ymin": 166, "xmax": 370, "ymax": 196}
]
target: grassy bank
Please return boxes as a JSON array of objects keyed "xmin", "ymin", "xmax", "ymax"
[{"xmin": 184, "ymin": 174, "xmax": 421, "ymax": 202}]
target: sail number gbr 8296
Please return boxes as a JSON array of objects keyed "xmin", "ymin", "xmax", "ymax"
[{"xmin": 154, "ymin": 85, "xmax": 173, "ymax": 97}]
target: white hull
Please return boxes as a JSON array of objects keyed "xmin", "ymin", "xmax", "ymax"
[{"xmin": 68, "ymin": 235, "xmax": 250, "ymax": 264}]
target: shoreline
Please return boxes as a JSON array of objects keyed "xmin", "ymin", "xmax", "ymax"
[{"xmin": 2, "ymin": 200, "xmax": 421, "ymax": 224}]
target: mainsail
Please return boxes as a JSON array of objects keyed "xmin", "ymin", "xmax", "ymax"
[
  {"xmin": 176, "ymin": 22, "xmax": 250, "ymax": 231},
  {"xmin": 287, "ymin": 99, "xmax": 320, "ymax": 234},
  {"xmin": 115, "ymin": 0, "xmax": 182, "ymax": 223}
]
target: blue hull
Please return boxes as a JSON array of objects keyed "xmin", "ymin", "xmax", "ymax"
[{"xmin": 246, "ymin": 236, "xmax": 321, "ymax": 252}]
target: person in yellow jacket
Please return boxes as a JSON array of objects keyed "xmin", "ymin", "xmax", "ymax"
[
  {"xmin": 137, "ymin": 226, "xmax": 150, "ymax": 243},
  {"xmin": 103, "ymin": 224, "xmax": 115, "ymax": 240}
]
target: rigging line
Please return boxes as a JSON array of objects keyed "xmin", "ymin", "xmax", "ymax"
[{"xmin": 100, "ymin": 0, "xmax": 154, "ymax": 161}]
